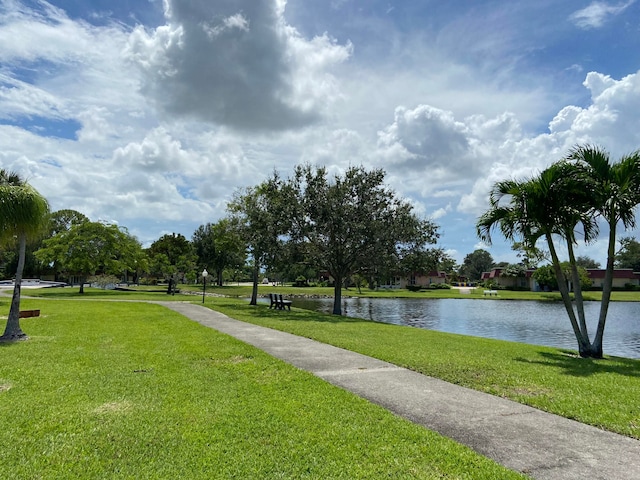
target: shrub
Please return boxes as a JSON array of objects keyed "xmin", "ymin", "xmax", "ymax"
[{"xmin": 89, "ymin": 274, "xmax": 120, "ymax": 290}]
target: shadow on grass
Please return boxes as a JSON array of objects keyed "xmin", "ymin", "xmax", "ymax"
[
  {"xmin": 31, "ymin": 288, "xmax": 153, "ymax": 298},
  {"xmin": 213, "ymin": 300, "xmax": 371, "ymax": 325},
  {"xmin": 516, "ymin": 350, "xmax": 640, "ymax": 378}
]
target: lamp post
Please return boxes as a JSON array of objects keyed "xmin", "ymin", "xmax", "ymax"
[{"xmin": 202, "ymin": 268, "xmax": 208, "ymax": 303}]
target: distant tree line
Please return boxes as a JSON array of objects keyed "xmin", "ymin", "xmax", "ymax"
[{"xmin": 0, "ymin": 164, "xmax": 457, "ymax": 316}]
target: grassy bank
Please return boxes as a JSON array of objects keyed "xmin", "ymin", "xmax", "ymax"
[
  {"xmin": 0, "ymin": 299, "xmax": 525, "ymax": 479},
  {"xmin": 207, "ymin": 297, "xmax": 640, "ymax": 440},
  {"xmin": 143, "ymin": 283, "xmax": 640, "ymax": 302},
  {"xmin": 27, "ymin": 283, "xmax": 640, "ymax": 302}
]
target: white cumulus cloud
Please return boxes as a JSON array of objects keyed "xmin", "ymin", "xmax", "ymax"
[{"xmin": 126, "ymin": 0, "xmax": 352, "ymax": 131}]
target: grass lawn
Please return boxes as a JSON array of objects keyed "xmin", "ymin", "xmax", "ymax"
[
  {"xmin": 21, "ymin": 286, "xmax": 201, "ymax": 301},
  {"xmin": 207, "ymin": 297, "xmax": 640, "ymax": 440},
  {"xmin": 0, "ymin": 298, "xmax": 526, "ymax": 479}
]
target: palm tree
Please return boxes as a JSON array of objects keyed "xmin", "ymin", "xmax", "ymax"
[
  {"xmin": 0, "ymin": 170, "xmax": 50, "ymax": 341},
  {"xmin": 477, "ymin": 162, "xmax": 598, "ymax": 356},
  {"xmin": 566, "ymin": 145, "xmax": 640, "ymax": 358}
]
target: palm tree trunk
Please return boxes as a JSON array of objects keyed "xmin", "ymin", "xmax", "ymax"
[
  {"xmin": 547, "ymin": 234, "xmax": 591, "ymax": 356},
  {"xmin": 592, "ymin": 223, "xmax": 617, "ymax": 358},
  {"xmin": 1, "ymin": 233, "xmax": 27, "ymax": 341},
  {"xmin": 566, "ymin": 239, "xmax": 589, "ymax": 340}
]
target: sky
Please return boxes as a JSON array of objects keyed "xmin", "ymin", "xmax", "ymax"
[{"xmin": 2, "ymin": 0, "xmax": 640, "ymax": 267}]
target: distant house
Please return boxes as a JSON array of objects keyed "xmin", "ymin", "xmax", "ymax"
[
  {"xmin": 586, "ymin": 269, "xmax": 640, "ymax": 289},
  {"xmin": 480, "ymin": 267, "xmax": 640, "ymax": 291},
  {"xmin": 480, "ymin": 268, "xmax": 535, "ymax": 290},
  {"xmin": 399, "ymin": 271, "xmax": 448, "ymax": 289},
  {"xmin": 378, "ymin": 276, "xmax": 402, "ymax": 289}
]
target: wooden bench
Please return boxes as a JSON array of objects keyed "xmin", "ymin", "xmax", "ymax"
[
  {"xmin": 19, "ymin": 309, "xmax": 40, "ymax": 318},
  {"xmin": 483, "ymin": 290, "xmax": 498, "ymax": 296},
  {"xmin": 268, "ymin": 294, "xmax": 292, "ymax": 310}
]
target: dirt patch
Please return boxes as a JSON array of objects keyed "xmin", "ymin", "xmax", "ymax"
[{"xmin": 93, "ymin": 400, "xmax": 133, "ymax": 415}]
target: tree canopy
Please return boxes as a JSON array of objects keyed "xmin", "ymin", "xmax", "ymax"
[
  {"xmin": 47, "ymin": 209, "xmax": 89, "ymax": 236},
  {"xmin": 575, "ymin": 256, "xmax": 600, "ymax": 269},
  {"xmin": 287, "ymin": 164, "xmax": 439, "ymax": 314},
  {"xmin": 459, "ymin": 249, "xmax": 494, "ymax": 281},
  {"xmin": 227, "ymin": 172, "xmax": 297, "ymax": 305},
  {"xmin": 227, "ymin": 165, "xmax": 440, "ymax": 313},
  {"xmin": 615, "ymin": 237, "xmax": 640, "ymax": 271},
  {"xmin": 147, "ymin": 233, "xmax": 196, "ymax": 292},
  {"xmin": 192, "ymin": 219, "xmax": 245, "ymax": 287},
  {"xmin": 35, "ymin": 221, "xmax": 143, "ymax": 293}
]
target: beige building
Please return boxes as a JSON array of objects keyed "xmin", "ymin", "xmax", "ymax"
[{"xmin": 480, "ymin": 267, "xmax": 640, "ymax": 291}]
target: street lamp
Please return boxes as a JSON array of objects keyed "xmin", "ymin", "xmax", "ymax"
[{"xmin": 202, "ymin": 268, "xmax": 208, "ymax": 303}]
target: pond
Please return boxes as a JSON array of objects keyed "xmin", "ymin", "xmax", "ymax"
[{"xmin": 292, "ymin": 297, "xmax": 640, "ymax": 359}]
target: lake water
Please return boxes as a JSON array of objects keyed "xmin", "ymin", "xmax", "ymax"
[{"xmin": 292, "ymin": 297, "xmax": 640, "ymax": 359}]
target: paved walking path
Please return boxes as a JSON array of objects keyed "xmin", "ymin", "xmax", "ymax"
[{"xmin": 160, "ymin": 302, "xmax": 640, "ymax": 480}]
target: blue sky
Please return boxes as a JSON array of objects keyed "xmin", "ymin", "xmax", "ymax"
[{"xmin": 2, "ymin": 0, "xmax": 640, "ymax": 267}]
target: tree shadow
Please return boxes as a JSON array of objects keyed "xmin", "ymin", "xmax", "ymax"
[
  {"xmin": 516, "ymin": 350, "xmax": 640, "ymax": 378},
  {"xmin": 218, "ymin": 300, "xmax": 372, "ymax": 325}
]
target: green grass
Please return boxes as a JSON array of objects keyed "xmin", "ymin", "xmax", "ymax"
[
  {"xmin": 0, "ymin": 299, "xmax": 526, "ymax": 479},
  {"xmin": 21, "ymin": 286, "xmax": 201, "ymax": 301},
  {"xmin": 207, "ymin": 297, "xmax": 640, "ymax": 440}
]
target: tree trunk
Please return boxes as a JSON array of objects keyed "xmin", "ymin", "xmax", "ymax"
[
  {"xmin": 79, "ymin": 276, "xmax": 85, "ymax": 294},
  {"xmin": 592, "ymin": 223, "xmax": 617, "ymax": 358},
  {"xmin": 1, "ymin": 233, "xmax": 27, "ymax": 341},
  {"xmin": 250, "ymin": 257, "xmax": 259, "ymax": 306},
  {"xmin": 332, "ymin": 274, "xmax": 343, "ymax": 315},
  {"xmin": 566, "ymin": 239, "xmax": 589, "ymax": 340},
  {"xmin": 546, "ymin": 234, "xmax": 591, "ymax": 356},
  {"xmin": 217, "ymin": 269, "xmax": 223, "ymax": 287}
]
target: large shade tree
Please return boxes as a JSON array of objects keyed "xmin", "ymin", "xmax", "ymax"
[
  {"xmin": 288, "ymin": 165, "xmax": 439, "ymax": 315},
  {"xmin": 147, "ymin": 233, "xmax": 196, "ymax": 293},
  {"xmin": 459, "ymin": 249, "xmax": 494, "ymax": 281},
  {"xmin": 0, "ymin": 170, "xmax": 50, "ymax": 341},
  {"xmin": 36, "ymin": 221, "xmax": 144, "ymax": 294},
  {"xmin": 192, "ymin": 219, "xmax": 245, "ymax": 286},
  {"xmin": 227, "ymin": 173, "xmax": 292, "ymax": 305}
]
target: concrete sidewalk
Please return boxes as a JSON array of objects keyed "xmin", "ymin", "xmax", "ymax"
[{"xmin": 160, "ymin": 302, "xmax": 640, "ymax": 480}]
